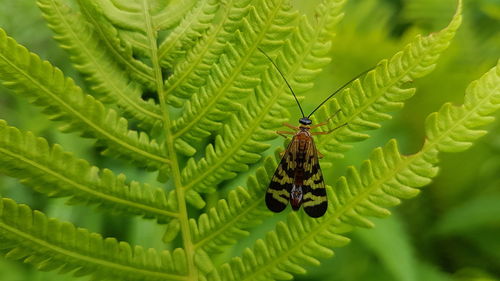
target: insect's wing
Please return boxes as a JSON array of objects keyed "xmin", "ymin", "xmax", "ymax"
[
  {"xmin": 302, "ymin": 138, "xmax": 327, "ymax": 217},
  {"xmin": 265, "ymin": 137, "xmax": 297, "ymax": 213}
]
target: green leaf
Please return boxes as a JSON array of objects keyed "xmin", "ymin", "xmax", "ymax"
[
  {"xmin": 0, "ymin": 198, "xmax": 186, "ymax": 281},
  {"xmin": 163, "ymin": 0, "xmax": 254, "ymax": 106},
  {"xmin": 0, "ymin": 28, "xmax": 169, "ymax": 173},
  {"xmin": 76, "ymin": 0, "xmax": 157, "ymax": 89},
  {"xmin": 190, "ymin": 156, "xmax": 277, "ymax": 254},
  {"xmin": 424, "ymin": 60, "xmax": 500, "ymax": 153},
  {"xmin": 315, "ymin": 1, "xmax": 462, "ymax": 160},
  {"xmin": 170, "ymin": 0, "xmax": 298, "ymax": 145},
  {"xmin": 158, "ymin": 0, "xmax": 220, "ymax": 69},
  {"xmin": 0, "ymin": 120, "xmax": 176, "ymax": 222},
  {"xmin": 38, "ymin": 0, "xmax": 163, "ymax": 131}
]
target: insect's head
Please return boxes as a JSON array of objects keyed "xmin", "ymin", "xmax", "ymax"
[{"xmin": 299, "ymin": 117, "xmax": 312, "ymax": 126}]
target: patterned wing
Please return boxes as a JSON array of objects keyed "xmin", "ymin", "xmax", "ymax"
[
  {"xmin": 265, "ymin": 136, "xmax": 298, "ymax": 213},
  {"xmin": 301, "ymin": 137, "xmax": 327, "ymax": 217}
]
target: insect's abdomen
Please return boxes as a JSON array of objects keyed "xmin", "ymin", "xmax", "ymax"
[{"xmin": 294, "ymin": 134, "xmax": 310, "ymax": 185}]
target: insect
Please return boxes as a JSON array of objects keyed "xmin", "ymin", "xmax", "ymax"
[{"xmin": 259, "ymin": 48, "xmax": 371, "ymax": 218}]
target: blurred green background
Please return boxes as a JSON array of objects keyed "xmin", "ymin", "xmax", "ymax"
[{"xmin": 0, "ymin": 0, "xmax": 499, "ymax": 281}]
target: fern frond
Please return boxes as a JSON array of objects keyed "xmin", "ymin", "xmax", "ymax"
[
  {"xmin": 86, "ymin": 0, "xmax": 196, "ymax": 59},
  {"xmin": 211, "ymin": 58, "xmax": 500, "ymax": 281},
  {"xmin": 190, "ymin": 156, "xmax": 277, "ymax": 254},
  {"xmin": 212, "ymin": 198, "xmax": 350, "ymax": 281},
  {"xmin": 38, "ymin": 0, "xmax": 163, "ymax": 131},
  {"xmin": 154, "ymin": 0, "xmax": 199, "ymax": 31},
  {"xmin": 0, "ymin": 28, "xmax": 169, "ymax": 172},
  {"xmin": 163, "ymin": 0, "xmax": 253, "ymax": 107},
  {"xmin": 0, "ymin": 198, "xmax": 187, "ymax": 281},
  {"xmin": 181, "ymin": 0, "xmax": 345, "ymax": 196},
  {"xmin": 315, "ymin": 1, "xmax": 462, "ymax": 160},
  {"xmin": 424, "ymin": 59, "xmax": 500, "ymax": 153},
  {"xmin": 170, "ymin": 0, "xmax": 297, "ymax": 145},
  {"xmin": 158, "ymin": 0, "xmax": 220, "ymax": 69},
  {"xmin": 0, "ymin": 120, "xmax": 176, "ymax": 222},
  {"xmin": 76, "ymin": 0, "xmax": 156, "ymax": 89}
]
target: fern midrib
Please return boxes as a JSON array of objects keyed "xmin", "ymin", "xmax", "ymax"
[
  {"xmin": 172, "ymin": 0, "xmax": 286, "ymax": 139},
  {"xmin": 158, "ymin": 0, "xmax": 211, "ymax": 61},
  {"xmin": 78, "ymin": 0, "xmax": 155, "ymax": 85},
  {"xmin": 0, "ymin": 51, "xmax": 169, "ymax": 165},
  {"xmin": 0, "ymin": 146, "xmax": 177, "ymax": 219},
  {"xmin": 141, "ymin": 0, "xmax": 197, "ymax": 279},
  {"xmin": 49, "ymin": 0, "xmax": 163, "ymax": 122},
  {"xmin": 163, "ymin": 0, "xmax": 234, "ymax": 98},
  {"xmin": 0, "ymin": 222, "xmax": 187, "ymax": 280}
]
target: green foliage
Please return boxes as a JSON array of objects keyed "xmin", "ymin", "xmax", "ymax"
[{"xmin": 0, "ymin": 0, "xmax": 499, "ymax": 281}]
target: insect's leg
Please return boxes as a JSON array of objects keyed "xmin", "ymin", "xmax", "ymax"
[
  {"xmin": 277, "ymin": 130, "xmax": 295, "ymax": 139},
  {"xmin": 283, "ymin": 122, "xmax": 299, "ymax": 130},
  {"xmin": 312, "ymin": 123, "xmax": 348, "ymax": 135},
  {"xmin": 309, "ymin": 109, "xmax": 342, "ymax": 129}
]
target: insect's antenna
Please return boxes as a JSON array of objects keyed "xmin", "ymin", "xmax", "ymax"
[
  {"xmin": 307, "ymin": 67, "xmax": 375, "ymax": 118},
  {"xmin": 257, "ymin": 47, "xmax": 305, "ymax": 118}
]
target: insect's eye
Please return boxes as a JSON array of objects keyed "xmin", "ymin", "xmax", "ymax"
[{"xmin": 299, "ymin": 117, "xmax": 312, "ymax": 125}]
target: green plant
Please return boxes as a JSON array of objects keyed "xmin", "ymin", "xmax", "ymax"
[{"xmin": 0, "ymin": 0, "xmax": 499, "ymax": 281}]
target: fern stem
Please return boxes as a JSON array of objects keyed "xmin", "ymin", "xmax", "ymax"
[{"xmin": 141, "ymin": 1, "xmax": 197, "ymax": 279}]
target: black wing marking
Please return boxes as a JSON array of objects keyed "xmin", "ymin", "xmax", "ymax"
[
  {"xmin": 265, "ymin": 137, "xmax": 298, "ymax": 213},
  {"xmin": 301, "ymin": 138, "xmax": 327, "ymax": 218}
]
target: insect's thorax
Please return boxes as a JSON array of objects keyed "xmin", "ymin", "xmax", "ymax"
[{"xmin": 295, "ymin": 129, "xmax": 311, "ymax": 156}]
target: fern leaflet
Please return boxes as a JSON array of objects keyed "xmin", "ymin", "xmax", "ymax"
[
  {"xmin": 158, "ymin": 0, "xmax": 220, "ymax": 69},
  {"xmin": 0, "ymin": 28, "xmax": 169, "ymax": 173},
  {"xmin": 38, "ymin": 0, "xmax": 163, "ymax": 131},
  {"xmin": 315, "ymin": 2, "xmax": 462, "ymax": 161},
  {"xmin": 0, "ymin": 120, "xmax": 176, "ymax": 222},
  {"xmin": 0, "ymin": 198, "xmax": 187, "ymax": 281}
]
